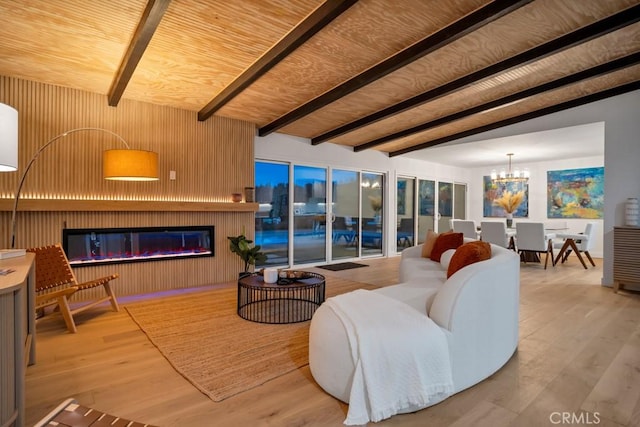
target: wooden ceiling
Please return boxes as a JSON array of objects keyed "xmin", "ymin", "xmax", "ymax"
[{"xmin": 1, "ymin": 0, "xmax": 639, "ymax": 157}]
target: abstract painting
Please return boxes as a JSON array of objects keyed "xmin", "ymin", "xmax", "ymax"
[
  {"xmin": 547, "ymin": 167, "xmax": 604, "ymax": 218},
  {"xmin": 483, "ymin": 176, "xmax": 529, "ymax": 218}
]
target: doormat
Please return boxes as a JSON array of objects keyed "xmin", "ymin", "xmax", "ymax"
[{"xmin": 317, "ymin": 262, "xmax": 368, "ymax": 271}]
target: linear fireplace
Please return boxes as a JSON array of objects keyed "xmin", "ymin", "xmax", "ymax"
[{"xmin": 63, "ymin": 225, "xmax": 214, "ymax": 267}]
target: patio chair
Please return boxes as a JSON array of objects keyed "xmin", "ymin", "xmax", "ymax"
[
  {"xmin": 397, "ymin": 218, "xmax": 414, "ymax": 248},
  {"xmin": 27, "ymin": 243, "xmax": 119, "ymax": 333}
]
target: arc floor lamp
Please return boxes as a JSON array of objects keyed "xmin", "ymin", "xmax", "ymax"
[{"xmin": 1, "ymin": 105, "xmax": 160, "ymax": 248}]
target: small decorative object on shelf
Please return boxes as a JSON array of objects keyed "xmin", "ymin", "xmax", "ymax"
[
  {"xmin": 231, "ymin": 193, "xmax": 243, "ymax": 203},
  {"xmin": 626, "ymin": 197, "xmax": 639, "ymax": 226},
  {"xmin": 244, "ymin": 187, "xmax": 255, "ymax": 203}
]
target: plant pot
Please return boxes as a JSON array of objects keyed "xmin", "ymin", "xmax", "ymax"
[{"xmin": 506, "ymin": 213, "xmax": 513, "ymax": 228}]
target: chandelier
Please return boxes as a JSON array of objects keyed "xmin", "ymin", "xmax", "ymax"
[{"xmin": 491, "ymin": 153, "xmax": 529, "ymax": 183}]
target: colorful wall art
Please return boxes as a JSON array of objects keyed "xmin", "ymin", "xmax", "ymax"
[
  {"xmin": 547, "ymin": 166, "xmax": 604, "ymax": 218},
  {"xmin": 483, "ymin": 177, "xmax": 529, "ymax": 218}
]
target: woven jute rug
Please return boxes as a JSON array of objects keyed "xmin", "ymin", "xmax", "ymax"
[{"xmin": 125, "ymin": 276, "xmax": 374, "ymax": 402}]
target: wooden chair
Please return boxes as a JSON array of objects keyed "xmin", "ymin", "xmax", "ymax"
[{"xmin": 27, "ymin": 244, "xmax": 119, "ymax": 333}]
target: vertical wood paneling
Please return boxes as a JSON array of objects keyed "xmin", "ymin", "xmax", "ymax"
[{"xmin": 0, "ymin": 75, "xmax": 256, "ymax": 300}]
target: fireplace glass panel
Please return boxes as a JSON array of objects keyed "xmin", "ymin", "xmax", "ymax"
[{"xmin": 63, "ymin": 226, "xmax": 214, "ymax": 267}]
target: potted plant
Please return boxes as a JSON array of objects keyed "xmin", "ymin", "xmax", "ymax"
[{"xmin": 227, "ymin": 228, "xmax": 267, "ymax": 277}]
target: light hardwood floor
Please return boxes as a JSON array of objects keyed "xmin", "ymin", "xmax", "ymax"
[{"xmin": 25, "ymin": 256, "xmax": 640, "ymax": 427}]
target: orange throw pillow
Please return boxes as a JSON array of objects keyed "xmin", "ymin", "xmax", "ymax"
[
  {"xmin": 447, "ymin": 241, "xmax": 492, "ymax": 278},
  {"xmin": 421, "ymin": 230, "xmax": 439, "ymax": 258},
  {"xmin": 430, "ymin": 232, "xmax": 463, "ymax": 262}
]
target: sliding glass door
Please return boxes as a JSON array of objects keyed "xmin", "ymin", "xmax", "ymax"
[
  {"xmin": 256, "ymin": 161, "xmax": 386, "ymax": 266},
  {"xmin": 397, "ymin": 177, "xmax": 415, "ymax": 251},
  {"xmin": 255, "ymin": 162, "xmax": 289, "ymax": 267},
  {"xmin": 293, "ymin": 165, "xmax": 327, "ymax": 265},
  {"xmin": 331, "ymin": 169, "xmax": 360, "ymax": 260},
  {"xmin": 361, "ymin": 172, "xmax": 384, "ymax": 257},
  {"xmin": 417, "ymin": 179, "xmax": 435, "ymax": 244},
  {"xmin": 438, "ymin": 181, "xmax": 453, "ymax": 232},
  {"xmin": 453, "ymin": 183, "xmax": 467, "ymax": 220}
]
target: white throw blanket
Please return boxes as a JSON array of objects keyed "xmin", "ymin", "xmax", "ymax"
[{"xmin": 325, "ymin": 289, "xmax": 454, "ymax": 425}]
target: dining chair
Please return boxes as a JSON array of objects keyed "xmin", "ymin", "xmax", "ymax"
[
  {"xmin": 515, "ymin": 222, "xmax": 556, "ymax": 269},
  {"xmin": 480, "ymin": 221, "xmax": 510, "ymax": 248},
  {"xmin": 452, "ymin": 220, "xmax": 479, "ymax": 239},
  {"xmin": 553, "ymin": 222, "xmax": 597, "ymax": 269}
]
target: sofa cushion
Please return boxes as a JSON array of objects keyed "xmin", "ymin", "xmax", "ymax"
[
  {"xmin": 430, "ymin": 232, "xmax": 464, "ymax": 262},
  {"xmin": 420, "ymin": 230, "xmax": 438, "ymax": 258},
  {"xmin": 399, "ymin": 257, "xmax": 447, "ymax": 283},
  {"xmin": 440, "ymin": 249, "xmax": 456, "ymax": 271},
  {"xmin": 421, "ymin": 229, "xmax": 455, "ymax": 258},
  {"xmin": 447, "ymin": 241, "xmax": 492, "ymax": 278}
]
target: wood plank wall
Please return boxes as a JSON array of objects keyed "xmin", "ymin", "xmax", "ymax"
[{"xmin": 0, "ymin": 75, "xmax": 257, "ymax": 300}]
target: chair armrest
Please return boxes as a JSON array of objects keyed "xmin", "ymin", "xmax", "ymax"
[
  {"xmin": 77, "ymin": 273, "xmax": 119, "ymax": 290},
  {"xmin": 35, "ymin": 286, "xmax": 79, "ymax": 306}
]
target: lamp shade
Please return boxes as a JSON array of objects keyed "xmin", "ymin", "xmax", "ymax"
[
  {"xmin": 103, "ymin": 149, "xmax": 159, "ymax": 181},
  {"xmin": 0, "ymin": 103, "xmax": 18, "ymax": 172}
]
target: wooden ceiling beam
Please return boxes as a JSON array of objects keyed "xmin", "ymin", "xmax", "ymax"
[
  {"xmin": 260, "ymin": 0, "xmax": 532, "ymax": 138},
  {"xmin": 389, "ymin": 79, "xmax": 640, "ymax": 157},
  {"xmin": 315, "ymin": 4, "xmax": 640, "ymax": 145},
  {"xmin": 198, "ymin": 0, "xmax": 358, "ymax": 122},
  {"xmin": 108, "ymin": 0, "xmax": 171, "ymax": 107},
  {"xmin": 355, "ymin": 52, "xmax": 640, "ymax": 152}
]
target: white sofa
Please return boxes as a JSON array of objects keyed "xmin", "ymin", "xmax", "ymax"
[{"xmin": 309, "ymin": 241, "xmax": 520, "ymax": 415}]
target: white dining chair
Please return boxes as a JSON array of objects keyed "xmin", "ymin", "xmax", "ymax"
[
  {"xmin": 515, "ymin": 222, "xmax": 556, "ymax": 269},
  {"xmin": 553, "ymin": 222, "xmax": 597, "ymax": 269},
  {"xmin": 452, "ymin": 220, "xmax": 479, "ymax": 239},
  {"xmin": 480, "ymin": 221, "xmax": 510, "ymax": 248}
]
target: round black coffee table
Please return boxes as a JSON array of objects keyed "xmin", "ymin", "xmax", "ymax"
[{"xmin": 237, "ymin": 272, "xmax": 325, "ymax": 324}]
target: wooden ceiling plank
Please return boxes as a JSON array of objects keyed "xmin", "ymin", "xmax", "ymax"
[
  {"xmin": 315, "ymin": 4, "xmax": 640, "ymax": 145},
  {"xmin": 355, "ymin": 51, "xmax": 640, "ymax": 151},
  {"xmin": 388, "ymin": 79, "xmax": 640, "ymax": 157},
  {"xmin": 198, "ymin": 0, "xmax": 358, "ymax": 122},
  {"xmin": 107, "ymin": 0, "xmax": 172, "ymax": 107},
  {"xmin": 259, "ymin": 0, "xmax": 532, "ymax": 138}
]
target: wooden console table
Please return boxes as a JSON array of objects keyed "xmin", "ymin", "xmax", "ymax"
[
  {"xmin": 0, "ymin": 253, "xmax": 36, "ymax": 427},
  {"xmin": 613, "ymin": 226, "xmax": 640, "ymax": 292}
]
